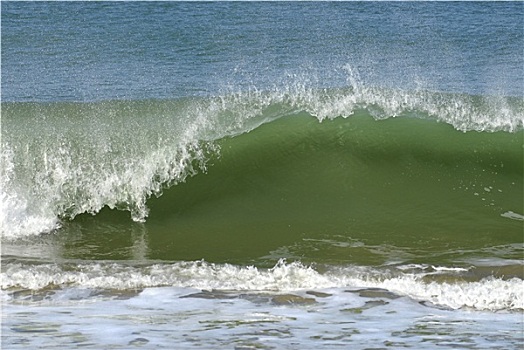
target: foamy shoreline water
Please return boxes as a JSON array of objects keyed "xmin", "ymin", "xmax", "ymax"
[{"xmin": 3, "ymin": 284, "xmax": 523, "ymax": 349}]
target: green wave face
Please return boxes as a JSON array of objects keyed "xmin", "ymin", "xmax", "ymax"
[
  {"xmin": 2, "ymin": 90, "xmax": 523, "ymax": 267},
  {"xmin": 141, "ymin": 113, "xmax": 523, "ymax": 265}
]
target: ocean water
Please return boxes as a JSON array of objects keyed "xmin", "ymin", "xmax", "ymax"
[{"xmin": 1, "ymin": 2, "xmax": 523, "ymax": 349}]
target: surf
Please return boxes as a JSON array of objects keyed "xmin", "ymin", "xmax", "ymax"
[
  {"xmin": 2, "ymin": 258, "xmax": 522, "ymax": 312},
  {"xmin": 1, "ymin": 84, "xmax": 523, "ymax": 240}
]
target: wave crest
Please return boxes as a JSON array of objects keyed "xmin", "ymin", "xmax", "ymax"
[{"xmin": 2, "ymin": 259, "xmax": 522, "ymax": 311}]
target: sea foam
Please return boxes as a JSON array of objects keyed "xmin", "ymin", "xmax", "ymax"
[{"xmin": 2, "ymin": 259, "xmax": 522, "ymax": 311}]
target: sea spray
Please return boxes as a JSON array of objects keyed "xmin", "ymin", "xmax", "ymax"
[{"xmin": 1, "ymin": 100, "xmax": 220, "ymax": 238}]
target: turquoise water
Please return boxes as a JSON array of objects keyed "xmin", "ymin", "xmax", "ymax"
[{"xmin": 2, "ymin": 2, "xmax": 523, "ymax": 349}]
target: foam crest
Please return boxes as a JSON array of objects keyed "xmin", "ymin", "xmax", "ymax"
[
  {"xmin": 1, "ymin": 260, "xmax": 328, "ymax": 292},
  {"xmin": 295, "ymin": 65, "xmax": 524, "ymax": 132},
  {"xmin": 218, "ymin": 64, "xmax": 523, "ymax": 133},
  {"xmin": 353, "ymin": 274, "xmax": 523, "ymax": 311},
  {"xmin": 1, "ymin": 100, "xmax": 228, "ymax": 238},
  {"xmin": 1, "ymin": 140, "xmax": 211, "ymax": 238},
  {"xmin": 2, "ymin": 260, "xmax": 522, "ymax": 311},
  {"xmin": 1, "ymin": 146, "xmax": 61, "ymax": 238}
]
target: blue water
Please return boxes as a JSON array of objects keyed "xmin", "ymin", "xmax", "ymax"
[
  {"xmin": 2, "ymin": 2, "xmax": 522, "ymax": 102},
  {"xmin": 2, "ymin": 2, "xmax": 523, "ymax": 349}
]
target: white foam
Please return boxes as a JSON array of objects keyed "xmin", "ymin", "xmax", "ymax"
[
  {"xmin": 359, "ymin": 275, "xmax": 523, "ymax": 311},
  {"xmin": 1, "ymin": 104, "xmax": 223, "ymax": 239},
  {"xmin": 4, "ymin": 283, "xmax": 522, "ymax": 350},
  {"xmin": 0, "ymin": 147, "xmax": 61, "ymax": 238},
  {"xmin": 2, "ymin": 260, "xmax": 522, "ymax": 311},
  {"xmin": 395, "ymin": 264, "xmax": 471, "ymax": 274},
  {"xmin": 501, "ymin": 211, "xmax": 524, "ymax": 221}
]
